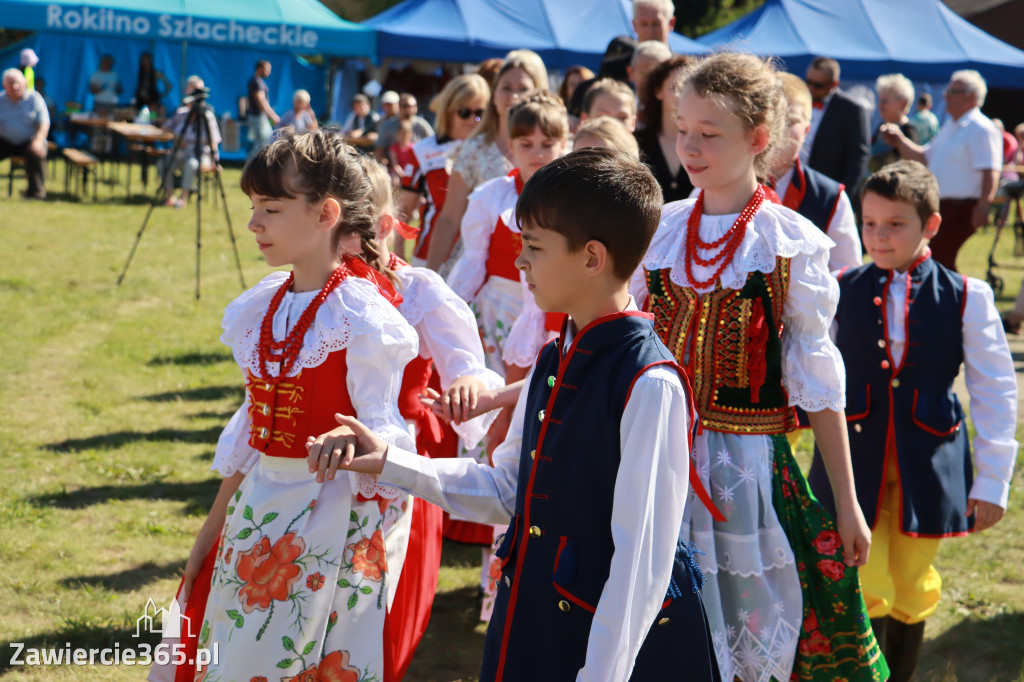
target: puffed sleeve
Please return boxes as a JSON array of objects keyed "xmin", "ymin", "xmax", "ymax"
[
  {"xmin": 341, "ymin": 278, "xmax": 420, "ymax": 452},
  {"xmin": 446, "ymin": 179, "xmax": 501, "ymax": 301},
  {"xmin": 503, "ymin": 275, "xmax": 549, "ymax": 368},
  {"xmin": 780, "ymin": 245, "xmax": 846, "ymax": 412},
  {"xmin": 210, "ymin": 380, "xmax": 260, "ymax": 478},
  {"xmin": 399, "ymin": 268, "xmax": 505, "ymax": 445}
]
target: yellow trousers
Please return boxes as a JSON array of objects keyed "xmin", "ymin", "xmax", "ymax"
[{"xmin": 861, "ymin": 466, "xmax": 942, "ymax": 624}]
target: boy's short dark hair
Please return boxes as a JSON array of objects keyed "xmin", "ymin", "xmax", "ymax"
[
  {"xmin": 509, "ymin": 91, "xmax": 568, "ymax": 141},
  {"xmin": 861, "ymin": 160, "xmax": 940, "ymax": 225},
  {"xmin": 516, "ymin": 147, "xmax": 662, "ymax": 280}
]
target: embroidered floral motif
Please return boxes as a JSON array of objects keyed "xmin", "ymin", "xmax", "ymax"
[
  {"xmin": 348, "ymin": 530, "xmax": 387, "ymax": 582},
  {"xmin": 236, "ymin": 533, "xmax": 306, "ymax": 613}
]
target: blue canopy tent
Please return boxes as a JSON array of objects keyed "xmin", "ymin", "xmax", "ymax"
[
  {"xmin": 0, "ymin": 0, "xmax": 376, "ymax": 140},
  {"xmin": 363, "ymin": 0, "xmax": 706, "ymax": 71},
  {"xmin": 697, "ymin": 0, "xmax": 1024, "ymax": 88}
]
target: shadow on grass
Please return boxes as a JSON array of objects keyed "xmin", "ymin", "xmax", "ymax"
[
  {"xmin": 919, "ymin": 611, "xmax": 1024, "ymax": 681},
  {"xmin": 142, "ymin": 385, "xmax": 242, "ymax": 403},
  {"xmin": 147, "ymin": 351, "xmax": 233, "ymax": 367},
  {"xmin": 59, "ymin": 559, "xmax": 187, "ymax": 593},
  {"xmin": 43, "ymin": 424, "xmax": 224, "ymax": 452},
  {"xmin": 32, "ymin": 478, "xmax": 219, "ymax": 516},
  {"xmin": 0, "ymin": 623, "xmax": 162, "ymax": 673},
  {"xmin": 406, "ymin": 585, "xmax": 487, "ymax": 682},
  {"xmin": 440, "ymin": 539, "xmax": 488, "ymax": 569}
]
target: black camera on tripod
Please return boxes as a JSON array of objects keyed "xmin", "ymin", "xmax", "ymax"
[{"xmin": 183, "ymin": 85, "xmax": 211, "ymax": 105}]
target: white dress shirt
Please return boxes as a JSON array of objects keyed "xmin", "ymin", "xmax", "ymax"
[
  {"xmin": 774, "ymin": 165, "xmax": 863, "ymax": 272},
  {"xmin": 923, "ymin": 107, "xmax": 1002, "ymax": 199},
  {"xmin": 882, "ymin": 270, "xmax": 1018, "ymax": 508},
  {"xmin": 380, "ymin": 299, "xmax": 693, "ymax": 682}
]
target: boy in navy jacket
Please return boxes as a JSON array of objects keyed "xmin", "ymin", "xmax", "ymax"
[
  {"xmin": 309, "ymin": 148, "xmax": 720, "ymax": 681},
  {"xmin": 808, "ymin": 160, "xmax": 1017, "ymax": 682}
]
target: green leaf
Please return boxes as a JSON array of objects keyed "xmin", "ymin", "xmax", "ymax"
[
  {"xmin": 234, "ymin": 615, "xmax": 244, "ymax": 628},
  {"xmin": 302, "ymin": 640, "xmax": 316, "ymax": 655},
  {"xmin": 236, "ymin": 528, "xmax": 253, "ymax": 540},
  {"xmin": 282, "ymin": 636, "xmax": 295, "ymax": 651},
  {"xmin": 361, "ymin": 516, "xmax": 368, "ymax": 528},
  {"xmin": 227, "ymin": 609, "xmax": 241, "ymax": 621},
  {"xmin": 347, "ymin": 593, "xmax": 358, "ymax": 610},
  {"xmin": 261, "ymin": 512, "xmax": 279, "ymax": 525},
  {"xmin": 350, "ymin": 510, "xmax": 359, "ymax": 523},
  {"xmin": 234, "ymin": 490, "xmax": 242, "ymax": 502},
  {"xmin": 337, "ymin": 578, "xmax": 351, "ymax": 588},
  {"xmin": 277, "ymin": 658, "xmax": 294, "ymax": 669},
  {"xmin": 243, "ymin": 505, "xmax": 253, "ymax": 520},
  {"xmin": 359, "ymin": 585, "xmax": 373, "ymax": 594},
  {"xmin": 226, "ymin": 506, "xmax": 234, "ymax": 516},
  {"xmin": 346, "ymin": 528, "xmax": 357, "ymax": 537}
]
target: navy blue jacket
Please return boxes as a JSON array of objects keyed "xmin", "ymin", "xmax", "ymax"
[
  {"xmin": 808, "ymin": 257, "xmax": 973, "ymax": 537},
  {"xmin": 480, "ymin": 311, "xmax": 720, "ymax": 682},
  {"xmin": 788, "ymin": 161, "xmax": 844, "ymax": 233}
]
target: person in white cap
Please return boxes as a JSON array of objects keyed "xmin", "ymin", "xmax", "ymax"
[{"xmin": 19, "ymin": 48, "xmax": 39, "ymax": 91}]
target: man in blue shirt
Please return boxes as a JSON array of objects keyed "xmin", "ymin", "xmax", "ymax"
[{"xmin": 0, "ymin": 68, "xmax": 49, "ymax": 200}]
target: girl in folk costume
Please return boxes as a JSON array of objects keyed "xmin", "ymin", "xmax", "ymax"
[
  {"xmin": 445, "ymin": 91, "xmax": 568, "ymax": 619},
  {"xmin": 358, "ymin": 158, "xmax": 504, "ymax": 678},
  {"xmin": 630, "ymin": 53, "xmax": 889, "ymax": 682},
  {"xmin": 503, "ymin": 115, "xmax": 641, "ymax": 371},
  {"xmin": 175, "ymin": 130, "xmax": 419, "ymax": 682},
  {"xmin": 396, "ymin": 74, "xmax": 491, "ymax": 268}
]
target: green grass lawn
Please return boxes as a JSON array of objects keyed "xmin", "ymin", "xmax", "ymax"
[{"xmin": 0, "ymin": 160, "xmax": 1021, "ymax": 681}]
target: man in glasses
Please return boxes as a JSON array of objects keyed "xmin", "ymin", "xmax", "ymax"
[
  {"xmin": 376, "ymin": 92, "xmax": 434, "ymax": 167},
  {"xmin": 881, "ymin": 70, "xmax": 1001, "ymax": 271},
  {"xmin": 801, "ymin": 56, "xmax": 871, "ymax": 204}
]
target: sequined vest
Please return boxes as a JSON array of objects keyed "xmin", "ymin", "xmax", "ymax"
[{"xmin": 646, "ymin": 258, "xmax": 796, "ymax": 434}]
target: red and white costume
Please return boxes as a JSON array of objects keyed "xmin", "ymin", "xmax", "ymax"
[
  {"xmin": 401, "ymin": 135, "xmax": 461, "ymax": 266},
  {"xmin": 158, "ymin": 265, "xmax": 419, "ymax": 682}
]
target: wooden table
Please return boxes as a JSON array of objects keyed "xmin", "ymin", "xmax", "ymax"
[{"xmin": 107, "ymin": 122, "xmax": 175, "ymax": 198}]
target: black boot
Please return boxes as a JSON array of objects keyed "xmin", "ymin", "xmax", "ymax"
[
  {"xmin": 870, "ymin": 617, "xmax": 889, "ymax": 657},
  {"xmin": 886, "ymin": 619, "xmax": 926, "ymax": 682}
]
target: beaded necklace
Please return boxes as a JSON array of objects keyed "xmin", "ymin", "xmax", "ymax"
[
  {"xmin": 685, "ymin": 184, "xmax": 765, "ymax": 290},
  {"xmin": 257, "ymin": 264, "xmax": 348, "ymax": 383}
]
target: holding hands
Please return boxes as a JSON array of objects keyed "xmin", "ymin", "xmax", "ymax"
[
  {"xmin": 420, "ymin": 375, "xmax": 491, "ymax": 424},
  {"xmin": 305, "ymin": 414, "xmax": 389, "ymax": 481}
]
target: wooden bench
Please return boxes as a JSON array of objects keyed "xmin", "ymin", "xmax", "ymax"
[
  {"xmin": 5, "ymin": 143, "xmax": 58, "ymax": 197},
  {"xmin": 63, "ymin": 148, "xmax": 100, "ymax": 201}
]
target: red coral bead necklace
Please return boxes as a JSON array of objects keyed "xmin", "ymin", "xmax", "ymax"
[
  {"xmin": 685, "ymin": 184, "xmax": 766, "ymax": 290},
  {"xmin": 257, "ymin": 264, "xmax": 349, "ymax": 383}
]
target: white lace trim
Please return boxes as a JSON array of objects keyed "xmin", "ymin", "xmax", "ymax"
[
  {"xmin": 446, "ymin": 176, "xmax": 519, "ymax": 302},
  {"xmin": 220, "ymin": 273, "xmax": 390, "ymax": 378},
  {"xmin": 503, "ymin": 275, "xmax": 549, "ymax": 368},
  {"xmin": 396, "ymin": 267, "xmax": 456, "ymax": 327},
  {"xmin": 643, "ymin": 199, "xmax": 835, "ymax": 292}
]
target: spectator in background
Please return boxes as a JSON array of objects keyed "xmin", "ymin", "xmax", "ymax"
[
  {"xmin": 568, "ymin": 36, "xmax": 636, "ymax": 119},
  {"xmin": 380, "ymin": 90, "xmax": 400, "ymax": 121},
  {"xmin": 882, "ymin": 69, "xmax": 1002, "ymax": 271},
  {"xmin": 34, "ymin": 76, "xmax": 56, "ymax": 135},
  {"xmin": 388, "ymin": 120, "xmax": 416, "ymax": 181},
  {"xmin": 632, "ymin": 0, "xmax": 676, "ymax": 43},
  {"xmin": 802, "ymin": 56, "xmax": 871, "ymax": 197},
  {"xmin": 0, "ymin": 68, "xmax": 49, "ymax": 200},
  {"xmin": 581, "ymin": 77, "xmax": 637, "ymax": 132},
  {"xmin": 89, "ymin": 54, "xmax": 123, "ymax": 114},
  {"xmin": 341, "ymin": 93, "xmax": 379, "ymax": 142},
  {"xmin": 870, "ymin": 73, "xmax": 919, "ymax": 173},
  {"xmin": 375, "ymin": 93, "xmax": 433, "ymax": 166},
  {"xmin": 634, "ymin": 55, "xmax": 693, "ymax": 203},
  {"xmin": 558, "ymin": 65, "xmax": 594, "ymax": 108},
  {"xmin": 19, "ymin": 48, "xmax": 38, "ymax": 91},
  {"xmin": 574, "ymin": 115, "xmax": 640, "ymax": 159},
  {"xmin": 476, "ymin": 58, "xmax": 504, "ymax": 87},
  {"xmin": 133, "ymin": 52, "xmax": 172, "ymax": 117},
  {"xmin": 910, "ymin": 93, "xmax": 940, "ymax": 145},
  {"xmin": 628, "ymin": 40, "xmax": 672, "ymax": 128},
  {"xmin": 160, "ymin": 76, "xmax": 221, "ymax": 208},
  {"xmin": 246, "ymin": 59, "xmax": 278, "ymax": 157},
  {"xmin": 277, "ymin": 89, "xmax": 318, "ymax": 132}
]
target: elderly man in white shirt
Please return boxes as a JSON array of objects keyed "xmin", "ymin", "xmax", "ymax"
[
  {"xmin": 0, "ymin": 68, "xmax": 49, "ymax": 200},
  {"xmin": 881, "ymin": 69, "xmax": 1002, "ymax": 271}
]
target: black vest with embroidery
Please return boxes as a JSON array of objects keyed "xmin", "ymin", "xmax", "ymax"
[
  {"xmin": 479, "ymin": 312, "xmax": 719, "ymax": 682},
  {"xmin": 646, "ymin": 258, "xmax": 797, "ymax": 434},
  {"xmin": 794, "ymin": 164, "xmax": 844, "ymax": 233},
  {"xmin": 807, "ymin": 258, "xmax": 972, "ymax": 536}
]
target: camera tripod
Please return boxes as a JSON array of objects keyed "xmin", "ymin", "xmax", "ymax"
[{"xmin": 117, "ymin": 95, "xmax": 246, "ymax": 299}]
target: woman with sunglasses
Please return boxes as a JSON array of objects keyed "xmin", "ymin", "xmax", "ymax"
[
  {"xmin": 397, "ymin": 74, "xmax": 491, "ymax": 267},
  {"xmin": 424, "ymin": 52, "xmax": 548, "ymax": 274}
]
